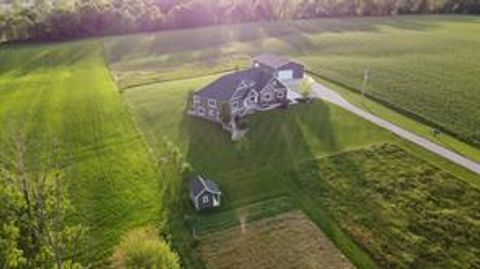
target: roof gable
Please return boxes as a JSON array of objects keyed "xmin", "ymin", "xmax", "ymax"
[{"xmin": 195, "ymin": 68, "xmax": 273, "ymax": 101}]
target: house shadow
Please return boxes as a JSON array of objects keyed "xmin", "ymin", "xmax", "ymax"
[
  {"xmin": 174, "ymin": 99, "xmax": 383, "ymax": 266},
  {"xmin": 180, "ymin": 100, "xmax": 371, "ymax": 211}
]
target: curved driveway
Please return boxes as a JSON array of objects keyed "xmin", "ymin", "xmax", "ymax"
[{"xmin": 309, "ymin": 80, "xmax": 480, "ymax": 176}]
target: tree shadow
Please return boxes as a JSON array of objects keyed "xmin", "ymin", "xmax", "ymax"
[{"xmin": 0, "ymin": 42, "xmax": 93, "ymax": 77}]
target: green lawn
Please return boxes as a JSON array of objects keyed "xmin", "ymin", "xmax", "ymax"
[
  {"xmin": 124, "ymin": 76, "xmax": 395, "ymax": 210},
  {"xmin": 123, "ymin": 73, "xmax": 480, "ymax": 269},
  {"xmin": 124, "ymin": 76, "xmax": 395, "ymax": 268},
  {"xmin": 0, "ymin": 42, "xmax": 162, "ymax": 266},
  {"xmin": 105, "ymin": 14, "xmax": 480, "ymax": 147}
]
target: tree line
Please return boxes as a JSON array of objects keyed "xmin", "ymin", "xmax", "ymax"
[{"xmin": 0, "ymin": 0, "xmax": 479, "ymax": 42}]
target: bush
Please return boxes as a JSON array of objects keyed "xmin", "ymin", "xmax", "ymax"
[{"xmin": 111, "ymin": 226, "xmax": 180, "ymax": 269}]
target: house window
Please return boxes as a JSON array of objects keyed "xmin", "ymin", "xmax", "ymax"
[
  {"xmin": 208, "ymin": 98, "xmax": 217, "ymax": 108},
  {"xmin": 232, "ymin": 100, "xmax": 240, "ymax": 111},
  {"xmin": 202, "ymin": 196, "xmax": 209, "ymax": 204},
  {"xmin": 193, "ymin": 95, "xmax": 201, "ymax": 104},
  {"xmin": 276, "ymin": 90, "xmax": 285, "ymax": 99},
  {"xmin": 208, "ymin": 108, "xmax": 216, "ymax": 117},
  {"xmin": 196, "ymin": 106, "xmax": 206, "ymax": 116},
  {"xmin": 263, "ymin": 92, "xmax": 274, "ymax": 102}
]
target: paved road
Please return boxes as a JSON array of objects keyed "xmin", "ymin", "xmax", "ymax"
[{"xmin": 309, "ymin": 79, "xmax": 480, "ymax": 176}]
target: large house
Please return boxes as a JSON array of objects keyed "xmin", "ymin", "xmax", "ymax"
[{"xmin": 188, "ymin": 54, "xmax": 304, "ymax": 123}]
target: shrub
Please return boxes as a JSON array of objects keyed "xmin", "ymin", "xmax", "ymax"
[
  {"xmin": 219, "ymin": 102, "xmax": 232, "ymax": 126},
  {"xmin": 111, "ymin": 226, "xmax": 180, "ymax": 269}
]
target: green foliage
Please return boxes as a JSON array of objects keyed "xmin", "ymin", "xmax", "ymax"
[
  {"xmin": 0, "ymin": 141, "xmax": 86, "ymax": 269},
  {"xmin": 158, "ymin": 137, "xmax": 191, "ymax": 227},
  {"xmin": 111, "ymin": 226, "xmax": 180, "ymax": 269},
  {"xmin": 1, "ymin": 0, "xmax": 479, "ymax": 43},
  {"xmin": 219, "ymin": 102, "xmax": 232, "ymax": 126},
  {"xmin": 298, "ymin": 78, "xmax": 313, "ymax": 98}
]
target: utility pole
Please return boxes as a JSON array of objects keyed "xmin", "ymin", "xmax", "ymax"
[{"xmin": 361, "ymin": 68, "xmax": 369, "ymax": 103}]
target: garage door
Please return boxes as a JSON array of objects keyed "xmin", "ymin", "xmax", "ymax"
[{"xmin": 277, "ymin": 70, "xmax": 293, "ymax": 80}]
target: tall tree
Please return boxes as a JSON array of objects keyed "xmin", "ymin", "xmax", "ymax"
[{"xmin": 0, "ymin": 138, "xmax": 86, "ymax": 269}]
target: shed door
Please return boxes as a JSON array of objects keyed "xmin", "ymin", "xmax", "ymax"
[{"xmin": 277, "ymin": 70, "xmax": 293, "ymax": 80}]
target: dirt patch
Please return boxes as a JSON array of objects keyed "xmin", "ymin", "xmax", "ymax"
[{"xmin": 199, "ymin": 210, "xmax": 355, "ymax": 269}]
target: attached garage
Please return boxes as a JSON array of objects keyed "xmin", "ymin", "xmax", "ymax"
[
  {"xmin": 277, "ymin": 69, "xmax": 294, "ymax": 80},
  {"xmin": 253, "ymin": 53, "xmax": 304, "ymax": 81}
]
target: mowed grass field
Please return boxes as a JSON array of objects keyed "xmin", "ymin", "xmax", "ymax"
[
  {"xmin": 0, "ymin": 42, "xmax": 161, "ymax": 265},
  {"xmin": 105, "ymin": 15, "xmax": 480, "ymax": 146},
  {"xmin": 123, "ymin": 73, "xmax": 480, "ymax": 268}
]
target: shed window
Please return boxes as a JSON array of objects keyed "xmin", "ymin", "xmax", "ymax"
[{"xmin": 202, "ymin": 196, "xmax": 209, "ymax": 204}]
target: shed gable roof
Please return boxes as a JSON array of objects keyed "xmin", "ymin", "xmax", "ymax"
[
  {"xmin": 195, "ymin": 68, "xmax": 273, "ymax": 101},
  {"xmin": 190, "ymin": 175, "xmax": 221, "ymax": 198}
]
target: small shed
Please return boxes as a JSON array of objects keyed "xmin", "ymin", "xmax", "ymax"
[
  {"xmin": 189, "ymin": 175, "xmax": 222, "ymax": 210},
  {"xmin": 253, "ymin": 53, "xmax": 304, "ymax": 81}
]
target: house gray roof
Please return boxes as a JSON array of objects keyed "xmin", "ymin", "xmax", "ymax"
[
  {"xmin": 195, "ymin": 68, "xmax": 273, "ymax": 101},
  {"xmin": 254, "ymin": 53, "xmax": 292, "ymax": 69},
  {"xmin": 190, "ymin": 176, "xmax": 221, "ymax": 197}
]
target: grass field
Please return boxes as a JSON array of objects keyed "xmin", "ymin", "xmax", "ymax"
[
  {"xmin": 293, "ymin": 143, "xmax": 480, "ymax": 269},
  {"xmin": 3, "ymin": 14, "xmax": 480, "ymax": 268},
  {"xmin": 199, "ymin": 210, "xmax": 355, "ymax": 269},
  {"xmin": 0, "ymin": 42, "xmax": 162, "ymax": 266},
  {"xmin": 105, "ymin": 15, "xmax": 480, "ymax": 146},
  {"xmin": 123, "ymin": 62, "xmax": 480, "ymax": 268},
  {"xmin": 124, "ymin": 75, "xmax": 393, "ymax": 268}
]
